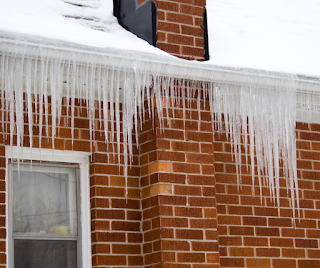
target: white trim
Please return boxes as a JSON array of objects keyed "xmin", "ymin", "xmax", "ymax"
[{"xmin": 5, "ymin": 147, "xmax": 92, "ymax": 268}]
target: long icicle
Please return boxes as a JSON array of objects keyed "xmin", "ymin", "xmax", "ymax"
[{"xmin": 0, "ymin": 41, "xmax": 306, "ymax": 217}]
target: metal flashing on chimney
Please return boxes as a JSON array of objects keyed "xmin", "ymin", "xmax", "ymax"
[
  {"xmin": 113, "ymin": 0, "xmax": 157, "ymax": 47},
  {"xmin": 203, "ymin": 8, "xmax": 210, "ymax": 61}
]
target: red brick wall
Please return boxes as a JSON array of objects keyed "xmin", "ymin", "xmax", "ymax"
[
  {"xmin": 140, "ymin": 90, "xmax": 220, "ymax": 267},
  {"xmin": 214, "ymin": 122, "xmax": 320, "ymax": 268},
  {"xmin": 154, "ymin": 0, "xmax": 207, "ymax": 60}
]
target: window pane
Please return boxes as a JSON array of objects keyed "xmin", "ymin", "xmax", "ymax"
[
  {"xmin": 14, "ymin": 239, "xmax": 77, "ymax": 268},
  {"xmin": 12, "ymin": 165, "xmax": 77, "ymax": 236}
]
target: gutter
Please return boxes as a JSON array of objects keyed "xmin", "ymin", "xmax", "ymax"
[{"xmin": 1, "ymin": 30, "xmax": 320, "ymax": 94}]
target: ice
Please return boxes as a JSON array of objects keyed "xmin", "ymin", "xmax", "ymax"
[{"xmin": 1, "ymin": 40, "xmax": 318, "ymax": 216}]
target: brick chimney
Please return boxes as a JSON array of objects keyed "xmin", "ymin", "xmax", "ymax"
[{"xmin": 139, "ymin": 0, "xmax": 208, "ymax": 61}]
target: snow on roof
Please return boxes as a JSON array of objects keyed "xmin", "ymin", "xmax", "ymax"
[
  {"xmin": 0, "ymin": 0, "xmax": 320, "ymax": 78},
  {"xmin": 0, "ymin": 0, "xmax": 166, "ymax": 55},
  {"xmin": 206, "ymin": 0, "xmax": 320, "ymax": 78}
]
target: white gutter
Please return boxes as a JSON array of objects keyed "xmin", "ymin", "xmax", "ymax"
[{"xmin": 1, "ymin": 30, "xmax": 320, "ymax": 93}]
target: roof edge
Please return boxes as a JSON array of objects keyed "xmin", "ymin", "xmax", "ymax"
[{"xmin": 1, "ymin": 30, "xmax": 320, "ymax": 93}]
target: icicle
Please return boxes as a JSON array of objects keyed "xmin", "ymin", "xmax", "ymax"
[{"xmin": 1, "ymin": 40, "xmax": 315, "ymax": 216}]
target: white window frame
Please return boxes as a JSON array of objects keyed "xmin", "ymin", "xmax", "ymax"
[{"xmin": 6, "ymin": 147, "xmax": 92, "ymax": 268}]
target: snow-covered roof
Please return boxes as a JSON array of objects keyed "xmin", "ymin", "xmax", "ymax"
[
  {"xmin": 207, "ymin": 0, "xmax": 320, "ymax": 78},
  {"xmin": 0, "ymin": 0, "xmax": 165, "ymax": 54},
  {"xmin": 1, "ymin": 0, "xmax": 320, "ymax": 79}
]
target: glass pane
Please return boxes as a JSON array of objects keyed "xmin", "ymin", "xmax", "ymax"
[
  {"xmin": 12, "ymin": 165, "xmax": 77, "ymax": 236},
  {"xmin": 14, "ymin": 239, "xmax": 77, "ymax": 268}
]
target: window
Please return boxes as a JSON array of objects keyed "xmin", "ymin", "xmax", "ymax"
[{"xmin": 7, "ymin": 148, "xmax": 91, "ymax": 268}]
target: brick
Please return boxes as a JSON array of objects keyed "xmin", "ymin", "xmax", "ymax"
[
  {"xmin": 308, "ymin": 249, "xmax": 320, "ymax": 258},
  {"xmin": 228, "ymin": 205, "xmax": 253, "ymax": 215},
  {"xmin": 92, "ymin": 187, "xmax": 125, "ymax": 197},
  {"xmin": 189, "ymin": 197, "xmax": 215, "ymax": 207},
  {"xmin": 241, "ymin": 196, "xmax": 263, "ymax": 206},
  {"xmin": 220, "ymin": 258, "xmax": 245, "ymax": 267},
  {"xmin": 295, "ymin": 238, "xmax": 318, "ymax": 248},
  {"xmin": 176, "ymin": 229, "xmax": 203, "ymax": 240},
  {"xmin": 192, "ymin": 242, "xmax": 218, "ymax": 252},
  {"xmin": 111, "ymin": 221, "xmax": 140, "ymax": 231},
  {"xmin": 298, "ymin": 260, "xmax": 320, "ymax": 268},
  {"xmin": 243, "ymin": 216, "xmax": 267, "ymax": 226},
  {"xmin": 218, "ymin": 215, "xmax": 241, "ymax": 225},
  {"xmin": 166, "ymin": 12, "xmax": 194, "ymax": 25},
  {"xmin": 215, "ymin": 174, "xmax": 237, "ymax": 184},
  {"xmin": 180, "ymin": 4, "xmax": 204, "ymax": 16},
  {"xmin": 216, "ymin": 194, "xmax": 239, "ymax": 205},
  {"xmin": 244, "ymin": 237, "xmax": 268, "ymax": 246},
  {"xmin": 295, "ymin": 219, "xmax": 316, "ymax": 228},
  {"xmin": 174, "ymin": 185, "xmax": 201, "ymax": 195},
  {"xmin": 172, "ymin": 162, "xmax": 200, "ymax": 173},
  {"xmin": 92, "ymin": 243, "xmax": 110, "ymax": 254},
  {"xmin": 247, "ymin": 258, "xmax": 271, "ymax": 268},
  {"xmin": 112, "ymin": 244, "xmax": 141, "ymax": 254},
  {"xmin": 160, "ymin": 217, "xmax": 188, "ymax": 227},
  {"xmin": 93, "ymin": 209, "xmax": 125, "ymax": 219},
  {"xmin": 177, "ymin": 253, "xmax": 205, "ymax": 263},
  {"xmin": 307, "ymin": 229, "xmax": 320, "ymax": 238},
  {"xmin": 175, "ymin": 207, "xmax": 202, "ymax": 217},
  {"xmin": 187, "ymin": 153, "xmax": 214, "ymax": 164},
  {"xmin": 91, "ymin": 220, "xmax": 110, "ymax": 231},
  {"xmin": 167, "ymin": 34, "xmax": 194, "ymax": 46},
  {"xmin": 190, "ymin": 219, "xmax": 217, "ymax": 228},
  {"xmin": 219, "ymin": 237, "xmax": 242, "ymax": 246},
  {"xmin": 93, "ymin": 232, "xmax": 125, "ymax": 242},
  {"xmin": 282, "ymin": 248, "xmax": 305, "ymax": 258},
  {"xmin": 158, "ymin": 151, "xmax": 185, "ymax": 162},
  {"xmin": 159, "ymin": 195, "xmax": 186, "ymax": 205},
  {"xmin": 282, "ymin": 228, "xmax": 305, "ymax": 238},
  {"xmin": 188, "ymin": 175, "xmax": 215, "ymax": 185},
  {"xmin": 161, "ymin": 240, "xmax": 190, "ymax": 251},
  {"xmin": 181, "ymin": 25, "xmax": 203, "ymax": 37},
  {"xmin": 142, "ymin": 184, "xmax": 172, "ymax": 198},
  {"xmin": 153, "ymin": 173, "xmax": 186, "ymax": 184},
  {"xmin": 229, "ymin": 247, "xmax": 254, "ymax": 257},
  {"xmin": 94, "ymin": 255, "xmax": 126, "ymax": 266},
  {"xmin": 157, "ymin": 1, "xmax": 179, "ymax": 12},
  {"xmin": 256, "ymin": 248, "xmax": 280, "ymax": 257},
  {"xmin": 229, "ymin": 226, "xmax": 254, "ymax": 236},
  {"xmin": 128, "ymin": 256, "xmax": 143, "ymax": 266},
  {"xmin": 270, "ymin": 238, "xmax": 294, "ymax": 247},
  {"xmin": 273, "ymin": 259, "xmax": 296, "ymax": 268},
  {"xmin": 186, "ymin": 131, "xmax": 213, "ymax": 142},
  {"xmin": 268, "ymin": 218, "xmax": 292, "ymax": 227},
  {"xmin": 171, "ymin": 141, "xmax": 199, "ymax": 152}
]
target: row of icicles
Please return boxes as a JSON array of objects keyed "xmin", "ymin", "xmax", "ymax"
[{"xmin": 2, "ymin": 41, "xmax": 320, "ymax": 217}]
